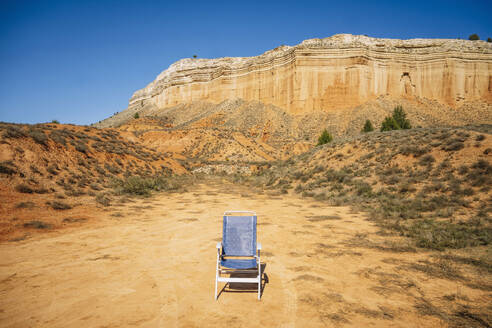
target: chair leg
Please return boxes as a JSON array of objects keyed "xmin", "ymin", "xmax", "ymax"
[
  {"xmin": 257, "ymin": 259, "xmax": 261, "ymax": 300},
  {"xmin": 215, "ymin": 254, "xmax": 219, "ymax": 300}
]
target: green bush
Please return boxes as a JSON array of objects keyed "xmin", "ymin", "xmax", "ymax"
[
  {"xmin": 362, "ymin": 120, "xmax": 374, "ymax": 133},
  {"xmin": 488, "ymin": 37, "xmax": 492, "ymax": 43},
  {"xmin": 134, "ymin": 112, "xmax": 140, "ymax": 119},
  {"xmin": 468, "ymin": 34, "xmax": 479, "ymax": 41},
  {"xmin": 380, "ymin": 106, "xmax": 411, "ymax": 131},
  {"xmin": 112, "ymin": 176, "xmax": 166, "ymax": 196},
  {"xmin": 317, "ymin": 129, "xmax": 333, "ymax": 146},
  {"xmin": 51, "ymin": 120, "xmax": 60, "ymax": 124},
  {"xmin": 380, "ymin": 116, "xmax": 400, "ymax": 132},
  {"xmin": 392, "ymin": 105, "xmax": 411, "ymax": 129}
]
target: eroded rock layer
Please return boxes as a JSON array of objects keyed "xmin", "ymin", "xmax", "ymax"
[{"xmin": 129, "ymin": 34, "xmax": 492, "ymax": 114}]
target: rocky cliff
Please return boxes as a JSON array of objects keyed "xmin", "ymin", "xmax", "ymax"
[{"xmin": 128, "ymin": 34, "xmax": 492, "ymax": 115}]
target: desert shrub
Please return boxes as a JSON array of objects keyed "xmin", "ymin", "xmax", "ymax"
[
  {"xmin": 468, "ymin": 34, "xmax": 479, "ymax": 41},
  {"xmin": 95, "ymin": 165, "xmax": 106, "ymax": 175},
  {"xmin": 0, "ymin": 161, "xmax": 16, "ymax": 175},
  {"xmin": 475, "ymin": 134, "xmax": 485, "ymax": 141},
  {"xmin": 47, "ymin": 165, "xmax": 59, "ymax": 175},
  {"xmin": 51, "ymin": 120, "xmax": 60, "ymax": 124},
  {"xmin": 418, "ymin": 155, "xmax": 435, "ymax": 166},
  {"xmin": 50, "ymin": 131, "xmax": 67, "ymax": 146},
  {"xmin": 354, "ymin": 181, "xmax": 373, "ymax": 197},
  {"xmin": 4, "ymin": 125, "xmax": 26, "ymax": 138},
  {"xmin": 317, "ymin": 129, "xmax": 333, "ymax": 146},
  {"xmin": 74, "ymin": 141, "xmax": 88, "ymax": 153},
  {"xmin": 442, "ymin": 139, "xmax": 464, "ymax": 151},
  {"xmin": 28, "ymin": 129, "xmax": 48, "ymax": 146},
  {"xmin": 399, "ymin": 145, "xmax": 429, "ymax": 157},
  {"xmin": 112, "ymin": 176, "xmax": 167, "ymax": 196},
  {"xmin": 50, "ymin": 201, "xmax": 72, "ymax": 210},
  {"xmin": 104, "ymin": 163, "xmax": 121, "ymax": 174},
  {"xmin": 15, "ymin": 201, "xmax": 35, "ymax": 209},
  {"xmin": 15, "ymin": 183, "xmax": 33, "ymax": 193},
  {"xmin": 95, "ymin": 193, "xmax": 111, "ymax": 206},
  {"xmin": 466, "ymin": 160, "xmax": 492, "ymax": 187},
  {"xmin": 134, "ymin": 112, "xmax": 140, "ymax": 119},
  {"xmin": 362, "ymin": 120, "xmax": 374, "ymax": 133},
  {"xmin": 90, "ymin": 183, "xmax": 102, "ymax": 191},
  {"xmin": 65, "ymin": 189, "xmax": 85, "ymax": 197},
  {"xmin": 23, "ymin": 220, "xmax": 51, "ymax": 229}
]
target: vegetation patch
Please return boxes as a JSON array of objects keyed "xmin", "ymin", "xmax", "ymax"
[
  {"xmin": 23, "ymin": 220, "xmax": 51, "ymax": 229},
  {"xmin": 49, "ymin": 201, "xmax": 73, "ymax": 210}
]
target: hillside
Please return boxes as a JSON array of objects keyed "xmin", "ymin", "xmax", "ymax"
[
  {"xmin": 0, "ymin": 122, "xmax": 187, "ymax": 241},
  {"xmin": 238, "ymin": 125, "xmax": 491, "ymax": 250}
]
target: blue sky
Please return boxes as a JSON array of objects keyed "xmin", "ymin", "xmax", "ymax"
[{"xmin": 0, "ymin": 0, "xmax": 491, "ymax": 125}]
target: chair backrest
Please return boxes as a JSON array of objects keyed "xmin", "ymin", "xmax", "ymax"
[{"xmin": 222, "ymin": 213, "xmax": 257, "ymax": 257}]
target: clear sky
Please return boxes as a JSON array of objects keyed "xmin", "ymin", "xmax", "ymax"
[{"xmin": 1, "ymin": 0, "xmax": 491, "ymax": 125}]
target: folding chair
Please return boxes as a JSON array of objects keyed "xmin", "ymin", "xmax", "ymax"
[{"xmin": 215, "ymin": 211, "xmax": 262, "ymax": 300}]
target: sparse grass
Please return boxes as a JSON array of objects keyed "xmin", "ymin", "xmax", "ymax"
[
  {"xmin": 242, "ymin": 126, "xmax": 492, "ymax": 251},
  {"xmin": 49, "ymin": 201, "xmax": 72, "ymax": 210}
]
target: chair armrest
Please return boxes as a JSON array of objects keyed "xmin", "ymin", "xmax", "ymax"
[
  {"xmin": 216, "ymin": 242, "xmax": 222, "ymax": 249},
  {"xmin": 257, "ymin": 242, "xmax": 262, "ymax": 250}
]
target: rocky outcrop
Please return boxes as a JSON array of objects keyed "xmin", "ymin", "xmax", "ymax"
[{"xmin": 128, "ymin": 34, "xmax": 492, "ymax": 115}]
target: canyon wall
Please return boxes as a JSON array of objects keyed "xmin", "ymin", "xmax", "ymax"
[{"xmin": 129, "ymin": 34, "xmax": 492, "ymax": 115}]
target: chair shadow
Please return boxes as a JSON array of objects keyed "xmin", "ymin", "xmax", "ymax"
[{"xmin": 217, "ymin": 263, "xmax": 269, "ymax": 299}]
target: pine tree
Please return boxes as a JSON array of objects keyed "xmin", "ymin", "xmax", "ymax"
[
  {"xmin": 317, "ymin": 129, "xmax": 333, "ymax": 145},
  {"xmin": 392, "ymin": 106, "xmax": 411, "ymax": 129},
  {"xmin": 468, "ymin": 34, "xmax": 479, "ymax": 41},
  {"xmin": 380, "ymin": 117, "xmax": 400, "ymax": 132},
  {"xmin": 362, "ymin": 119, "xmax": 374, "ymax": 133}
]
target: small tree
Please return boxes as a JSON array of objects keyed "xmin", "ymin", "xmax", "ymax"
[
  {"xmin": 469, "ymin": 34, "xmax": 479, "ymax": 41},
  {"xmin": 317, "ymin": 129, "xmax": 333, "ymax": 146},
  {"xmin": 380, "ymin": 117, "xmax": 400, "ymax": 132},
  {"xmin": 392, "ymin": 105, "xmax": 411, "ymax": 129},
  {"xmin": 51, "ymin": 119, "xmax": 60, "ymax": 124},
  {"xmin": 487, "ymin": 37, "xmax": 492, "ymax": 43},
  {"xmin": 193, "ymin": 55, "xmax": 197, "ymax": 58},
  {"xmin": 134, "ymin": 112, "xmax": 140, "ymax": 119},
  {"xmin": 362, "ymin": 119, "xmax": 374, "ymax": 133}
]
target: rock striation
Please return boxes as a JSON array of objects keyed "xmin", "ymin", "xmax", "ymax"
[{"xmin": 128, "ymin": 34, "xmax": 492, "ymax": 114}]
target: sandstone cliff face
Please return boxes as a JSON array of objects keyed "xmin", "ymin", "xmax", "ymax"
[{"xmin": 129, "ymin": 34, "xmax": 492, "ymax": 114}]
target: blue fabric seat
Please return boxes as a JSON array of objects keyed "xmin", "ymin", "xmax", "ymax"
[
  {"xmin": 215, "ymin": 211, "xmax": 263, "ymax": 300},
  {"xmin": 220, "ymin": 258, "xmax": 257, "ymax": 269}
]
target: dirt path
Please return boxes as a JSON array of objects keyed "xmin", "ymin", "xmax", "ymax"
[{"xmin": 0, "ymin": 181, "xmax": 489, "ymax": 327}]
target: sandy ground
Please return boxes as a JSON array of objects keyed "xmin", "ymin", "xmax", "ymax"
[{"xmin": 0, "ymin": 180, "xmax": 489, "ymax": 327}]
